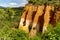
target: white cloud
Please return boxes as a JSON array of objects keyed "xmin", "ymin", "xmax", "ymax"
[
  {"xmin": 0, "ymin": 2, "xmax": 28, "ymax": 8},
  {"xmin": 0, "ymin": 3, "xmax": 8, "ymax": 7},
  {"xmin": 7, "ymin": 3, "xmax": 19, "ymax": 7},
  {"xmin": 9, "ymin": 3, "xmax": 18, "ymax": 6},
  {"xmin": 7, "ymin": 2, "xmax": 26, "ymax": 7}
]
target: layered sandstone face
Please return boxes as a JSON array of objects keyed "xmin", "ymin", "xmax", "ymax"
[
  {"xmin": 19, "ymin": 4, "xmax": 32, "ymax": 32},
  {"xmin": 42, "ymin": 5, "xmax": 52, "ymax": 33},
  {"xmin": 19, "ymin": 4, "xmax": 38, "ymax": 33},
  {"xmin": 56, "ymin": 11, "xmax": 60, "ymax": 21},
  {"xmin": 19, "ymin": 4, "xmax": 60, "ymax": 38},
  {"xmin": 23, "ymin": 5, "xmax": 34, "ymax": 33},
  {"xmin": 55, "ymin": 6, "xmax": 60, "ymax": 22},
  {"xmin": 50, "ymin": 6, "xmax": 60, "ymax": 27},
  {"xmin": 29, "ymin": 5, "xmax": 45, "ymax": 37}
]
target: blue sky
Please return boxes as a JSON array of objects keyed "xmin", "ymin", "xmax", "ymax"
[{"xmin": 0, "ymin": 0, "xmax": 28, "ymax": 7}]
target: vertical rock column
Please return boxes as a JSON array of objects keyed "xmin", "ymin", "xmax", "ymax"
[
  {"xmin": 42, "ymin": 5, "xmax": 52, "ymax": 33},
  {"xmin": 22, "ymin": 5, "xmax": 36, "ymax": 33},
  {"xmin": 55, "ymin": 6, "xmax": 60, "ymax": 22},
  {"xmin": 29, "ymin": 5, "xmax": 45, "ymax": 37},
  {"xmin": 19, "ymin": 4, "xmax": 30, "ymax": 31},
  {"xmin": 52, "ymin": 6, "xmax": 60, "ymax": 27}
]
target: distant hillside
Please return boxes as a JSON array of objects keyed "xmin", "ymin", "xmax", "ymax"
[
  {"xmin": 0, "ymin": 6, "xmax": 5, "ymax": 8},
  {"xmin": 0, "ymin": 6, "xmax": 24, "ymax": 9}
]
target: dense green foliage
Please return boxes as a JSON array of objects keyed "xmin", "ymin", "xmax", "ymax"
[
  {"xmin": 0, "ymin": 8, "xmax": 23, "ymax": 28},
  {"xmin": 0, "ymin": 7, "xmax": 60, "ymax": 40},
  {"xmin": 28, "ymin": 0, "xmax": 60, "ymax": 8},
  {"xmin": 28, "ymin": 0, "xmax": 60, "ymax": 4}
]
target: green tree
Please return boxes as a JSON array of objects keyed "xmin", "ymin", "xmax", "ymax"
[{"xmin": 28, "ymin": 0, "xmax": 60, "ymax": 5}]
